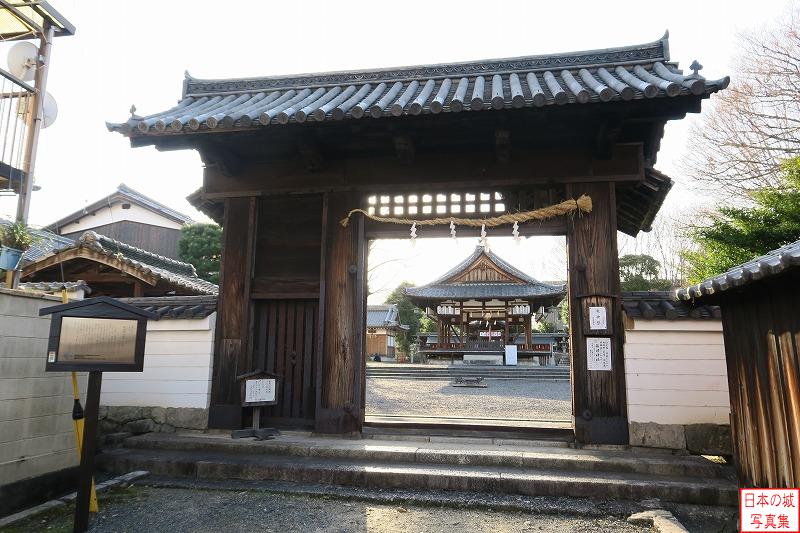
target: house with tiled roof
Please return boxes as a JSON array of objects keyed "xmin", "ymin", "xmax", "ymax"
[
  {"xmin": 44, "ymin": 183, "xmax": 193, "ymax": 259},
  {"xmin": 366, "ymin": 303, "xmax": 409, "ymax": 360},
  {"xmin": 19, "ymin": 230, "xmax": 217, "ymax": 297}
]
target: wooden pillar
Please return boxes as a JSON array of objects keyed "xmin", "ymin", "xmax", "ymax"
[
  {"xmin": 315, "ymin": 192, "xmax": 366, "ymax": 434},
  {"xmin": 566, "ymin": 182, "xmax": 628, "ymax": 444},
  {"xmin": 208, "ymin": 197, "xmax": 257, "ymax": 429}
]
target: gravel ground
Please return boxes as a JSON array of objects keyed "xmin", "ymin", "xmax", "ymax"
[
  {"xmin": 366, "ymin": 378, "xmax": 571, "ymax": 421},
  {"xmin": 2, "ymin": 485, "xmax": 653, "ymax": 533}
]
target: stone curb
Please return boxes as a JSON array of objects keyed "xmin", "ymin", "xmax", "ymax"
[
  {"xmin": 0, "ymin": 471, "xmax": 149, "ymax": 529},
  {"xmin": 628, "ymin": 509, "xmax": 689, "ymax": 532}
]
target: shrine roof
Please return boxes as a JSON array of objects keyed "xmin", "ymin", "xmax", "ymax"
[
  {"xmin": 405, "ymin": 245, "xmax": 565, "ymax": 302},
  {"xmin": 107, "ymin": 33, "xmax": 728, "ymax": 137}
]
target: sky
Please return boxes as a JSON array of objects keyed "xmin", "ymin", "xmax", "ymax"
[{"xmin": 0, "ymin": 0, "xmax": 791, "ymax": 302}]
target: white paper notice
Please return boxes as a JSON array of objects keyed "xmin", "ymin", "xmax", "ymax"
[
  {"xmin": 245, "ymin": 378, "xmax": 276, "ymax": 403},
  {"xmin": 586, "ymin": 337, "xmax": 612, "ymax": 371},
  {"xmin": 588, "ymin": 306, "xmax": 607, "ymax": 330}
]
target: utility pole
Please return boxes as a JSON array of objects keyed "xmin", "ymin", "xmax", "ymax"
[{"xmin": 10, "ymin": 21, "xmax": 53, "ymax": 288}]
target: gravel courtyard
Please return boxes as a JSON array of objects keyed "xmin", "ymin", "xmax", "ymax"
[
  {"xmin": 366, "ymin": 378, "xmax": 572, "ymax": 421},
  {"xmin": 4, "ymin": 485, "xmax": 651, "ymax": 533}
]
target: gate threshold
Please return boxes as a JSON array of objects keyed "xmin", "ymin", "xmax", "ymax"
[{"xmin": 364, "ymin": 414, "xmax": 573, "ymax": 442}]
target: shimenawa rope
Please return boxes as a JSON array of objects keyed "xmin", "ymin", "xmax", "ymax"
[{"xmin": 339, "ymin": 194, "xmax": 592, "ymax": 227}]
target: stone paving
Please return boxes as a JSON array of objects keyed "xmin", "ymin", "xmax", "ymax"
[{"xmin": 365, "ymin": 378, "xmax": 572, "ymax": 421}]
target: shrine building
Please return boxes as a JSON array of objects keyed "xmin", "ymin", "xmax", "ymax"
[{"xmin": 406, "ymin": 245, "xmax": 564, "ymax": 363}]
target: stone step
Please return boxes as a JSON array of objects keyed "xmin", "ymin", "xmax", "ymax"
[
  {"xmin": 97, "ymin": 446, "xmax": 738, "ymax": 506},
  {"xmin": 120, "ymin": 433, "xmax": 733, "ymax": 480}
]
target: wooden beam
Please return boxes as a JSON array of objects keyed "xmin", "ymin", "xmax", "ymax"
[
  {"xmin": 393, "ymin": 134, "xmax": 414, "ymax": 164},
  {"xmin": 21, "ymin": 248, "xmax": 159, "ymax": 286},
  {"xmin": 201, "ymin": 144, "xmax": 645, "ymax": 198},
  {"xmin": 495, "ymin": 129, "xmax": 510, "ymax": 164}
]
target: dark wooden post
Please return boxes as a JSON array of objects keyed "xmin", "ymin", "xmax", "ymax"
[
  {"xmin": 566, "ymin": 182, "xmax": 628, "ymax": 444},
  {"xmin": 208, "ymin": 197, "xmax": 257, "ymax": 429},
  {"xmin": 74, "ymin": 371, "xmax": 101, "ymax": 533},
  {"xmin": 315, "ymin": 192, "xmax": 366, "ymax": 433}
]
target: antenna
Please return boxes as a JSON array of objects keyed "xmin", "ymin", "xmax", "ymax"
[
  {"xmin": 7, "ymin": 41, "xmax": 38, "ymax": 81},
  {"xmin": 16, "ymin": 90, "xmax": 58, "ymax": 129}
]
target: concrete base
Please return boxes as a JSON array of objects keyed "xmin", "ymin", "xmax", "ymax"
[{"xmin": 463, "ymin": 354, "xmax": 503, "ymax": 365}]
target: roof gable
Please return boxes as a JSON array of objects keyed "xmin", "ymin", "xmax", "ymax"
[
  {"xmin": 432, "ymin": 245, "xmax": 538, "ymax": 285},
  {"xmin": 45, "ymin": 183, "xmax": 193, "ymax": 232}
]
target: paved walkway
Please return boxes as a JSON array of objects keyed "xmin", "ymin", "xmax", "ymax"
[{"xmin": 366, "ymin": 378, "xmax": 572, "ymax": 421}]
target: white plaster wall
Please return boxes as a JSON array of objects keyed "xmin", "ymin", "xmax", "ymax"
[
  {"xmin": 0, "ymin": 290, "xmax": 88, "ymax": 485},
  {"xmin": 624, "ymin": 317, "xmax": 729, "ymax": 425},
  {"xmin": 100, "ymin": 313, "xmax": 216, "ymax": 409},
  {"xmin": 60, "ymin": 202, "xmax": 184, "ymax": 234}
]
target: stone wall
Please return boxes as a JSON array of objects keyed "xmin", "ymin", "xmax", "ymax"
[{"xmin": 99, "ymin": 406, "xmax": 208, "ymax": 435}]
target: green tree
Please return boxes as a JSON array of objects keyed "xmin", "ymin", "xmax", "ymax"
[
  {"xmin": 684, "ymin": 158, "xmax": 800, "ymax": 283},
  {"xmin": 178, "ymin": 223, "xmax": 222, "ymax": 284},
  {"xmin": 385, "ymin": 282, "xmax": 426, "ymax": 355},
  {"xmin": 618, "ymin": 254, "xmax": 673, "ymax": 291}
]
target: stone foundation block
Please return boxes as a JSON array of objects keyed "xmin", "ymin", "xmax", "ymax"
[{"xmin": 629, "ymin": 422, "xmax": 686, "ymax": 450}]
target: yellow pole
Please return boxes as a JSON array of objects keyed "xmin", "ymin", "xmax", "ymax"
[{"xmin": 64, "ymin": 289, "xmax": 99, "ymax": 513}]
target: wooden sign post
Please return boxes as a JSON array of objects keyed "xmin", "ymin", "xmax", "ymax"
[
  {"xmin": 40, "ymin": 297, "xmax": 156, "ymax": 533},
  {"xmin": 232, "ymin": 370, "xmax": 281, "ymax": 440}
]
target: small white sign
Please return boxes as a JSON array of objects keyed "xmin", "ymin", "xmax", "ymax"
[
  {"xmin": 47, "ymin": 350, "xmax": 56, "ymax": 363},
  {"xmin": 586, "ymin": 337, "xmax": 612, "ymax": 371},
  {"xmin": 244, "ymin": 378, "xmax": 276, "ymax": 403},
  {"xmin": 588, "ymin": 306, "xmax": 607, "ymax": 330},
  {"xmin": 504, "ymin": 345, "xmax": 518, "ymax": 366}
]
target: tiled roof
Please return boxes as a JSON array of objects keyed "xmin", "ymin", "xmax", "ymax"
[
  {"xmin": 29, "ymin": 231, "xmax": 218, "ymax": 296},
  {"xmin": 0, "ymin": 280, "xmax": 91, "ymax": 294},
  {"xmin": 108, "ymin": 34, "xmax": 728, "ymax": 137},
  {"xmin": 623, "ymin": 291, "xmax": 720, "ymax": 320},
  {"xmin": 676, "ymin": 239, "xmax": 800, "ymax": 301},
  {"xmin": 44, "ymin": 183, "xmax": 193, "ymax": 232},
  {"xmin": 405, "ymin": 245, "xmax": 565, "ymax": 301},
  {"xmin": 0, "ymin": 218, "xmax": 74, "ymax": 263},
  {"xmin": 366, "ymin": 303, "xmax": 407, "ymax": 329},
  {"xmin": 119, "ymin": 295, "xmax": 217, "ymax": 319}
]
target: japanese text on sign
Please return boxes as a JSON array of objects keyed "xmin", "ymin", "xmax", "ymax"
[
  {"xmin": 244, "ymin": 379, "xmax": 276, "ymax": 404},
  {"xmin": 588, "ymin": 306, "xmax": 607, "ymax": 330},
  {"xmin": 586, "ymin": 337, "xmax": 612, "ymax": 371},
  {"xmin": 741, "ymin": 489, "xmax": 799, "ymax": 532}
]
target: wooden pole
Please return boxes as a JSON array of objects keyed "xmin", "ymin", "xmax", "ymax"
[{"xmin": 74, "ymin": 371, "xmax": 102, "ymax": 533}]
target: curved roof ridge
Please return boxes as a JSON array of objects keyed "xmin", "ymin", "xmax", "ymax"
[
  {"xmin": 425, "ymin": 245, "xmax": 560, "ymax": 289},
  {"xmin": 181, "ymin": 34, "xmax": 670, "ymax": 95}
]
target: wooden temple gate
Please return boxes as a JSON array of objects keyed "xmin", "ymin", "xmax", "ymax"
[{"xmin": 109, "ymin": 34, "xmax": 727, "ymax": 443}]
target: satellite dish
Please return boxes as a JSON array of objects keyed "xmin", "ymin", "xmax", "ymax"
[
  {"xmin": 41, "ymin": 92, "xmax": 57, "ymax": 128},
  {"xmin": 15, "ymin": 91, "xmax": 58, "ymax": 128},
  {"xmin": 7, "ymin": 42, "xmax": 38, "ymax": 81}
]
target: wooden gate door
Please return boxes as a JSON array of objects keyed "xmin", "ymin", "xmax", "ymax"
[{"xmin": 251, "ymin": 299, "xmax": 319, "ymax": 427}]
